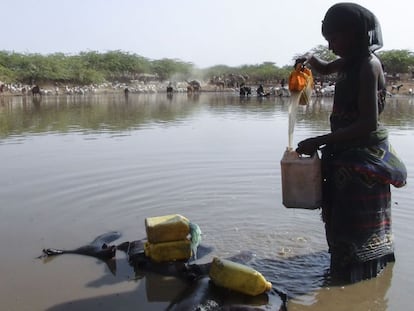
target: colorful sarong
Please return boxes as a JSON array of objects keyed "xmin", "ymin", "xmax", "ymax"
[{"xmin": 321, "ymin": 128, "xmax": 406, "ymax": 283}]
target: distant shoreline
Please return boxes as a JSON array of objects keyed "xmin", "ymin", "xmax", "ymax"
[{"xmin": 1, "ymin": 80, "xmax": 413, "ymax": 97}]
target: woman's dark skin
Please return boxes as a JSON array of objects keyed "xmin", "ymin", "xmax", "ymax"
[{"xmin": 296, "ymin": 31, "xmax": 385, "ymax": 155}]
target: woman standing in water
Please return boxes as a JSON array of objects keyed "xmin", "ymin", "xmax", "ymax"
[{"xmin": 296, "ymin": 3, "xmax": 407, "ymax": 284}]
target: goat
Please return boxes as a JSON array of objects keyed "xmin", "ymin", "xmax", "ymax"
[{"xmin": 391, "ymin": 84, "xmax": 403, "ymax": 93}]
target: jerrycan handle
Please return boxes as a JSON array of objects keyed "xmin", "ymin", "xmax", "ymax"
[{"xmin": 297, "ymin": 151, "xmax": 320, "ymax": 160}]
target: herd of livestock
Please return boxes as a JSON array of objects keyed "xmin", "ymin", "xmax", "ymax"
[{"xmin": 0, "ymin": 78, "xmax": 411, "ymax": 98}]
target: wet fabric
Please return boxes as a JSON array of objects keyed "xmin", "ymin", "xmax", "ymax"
[
  {"xmin": 331, "ymin": 129, "xmax": 407, "ymax": 188},
  {"xmin": 321, "ymin": 44, "xmax": 406, "ymax": 284},
  {"xmin": 322, "ymin": 144, "xmax": 397, "ymax": 283},
  {"xmin": 321, "ymin": 2, "xmax": 383, "ymax": 52},
  {"xmin": 330, "ymin": 56, "xmax": 406, "ymax": 188}
]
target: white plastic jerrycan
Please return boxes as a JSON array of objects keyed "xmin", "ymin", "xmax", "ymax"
[{"xmin": 280, "ymin": 148, "xmax": 322, "ymax": 209}]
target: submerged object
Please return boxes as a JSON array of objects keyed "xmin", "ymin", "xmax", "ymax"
[
  {"xmin": 40, "ymin": 234, "xmax": 287, "ymax": 310},
  {"xmin": 280, "ymin": 148, "xmax": 322, "ymax": 209},
  {"xmin": 209, "ymin": 257, "xmax": 272, "ymax": 296},
  {"xmin": 41, "ymin": 231, "xmax": 121, "ymax": 259}
]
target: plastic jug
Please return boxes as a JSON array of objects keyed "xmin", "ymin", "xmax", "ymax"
[
  {"xmin": 145, "ymin": 214, "xmax": 190, "ymax": 243},
  {"xmin": 280, "ymin": 148, "xmax": 322, "ymax": 209},
  {"xmin": 209, "ymin": 257, "xmax": 272, "ymax": 296},
  {"xmin": 288, "ymin": 65, "xmax": 314, "ymax": 106},
  {"xmin": 144, "ymin": 240, "xmax": 192, "ymax": 262}
]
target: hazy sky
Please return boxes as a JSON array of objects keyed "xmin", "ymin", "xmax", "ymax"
[{"xmin": 2, "ymin": 0, "xmax": 412, "ymax": 68}]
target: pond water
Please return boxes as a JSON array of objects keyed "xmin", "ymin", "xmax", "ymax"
[{"xmin": 0, "ymin": 93, "xmax": 413, "ymax": 311}]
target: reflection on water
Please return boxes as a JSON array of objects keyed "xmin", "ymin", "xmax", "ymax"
[
  {"xmin": 0, "ymin": 94, "xmax": 203, "ymax": 138},
  {"xmin": 2, "ymin": 94, "xmax": 413, "ymax": 139},
  {"xmin": 287, "ymin": 262, "xmax": 394, "ymax": 311},
  {"xmin": 0, "ymin": 93, "xmax": 412, "ymax": 311}
]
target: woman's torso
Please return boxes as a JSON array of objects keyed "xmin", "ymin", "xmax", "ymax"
[{"xmin": 330, "ymin": 54, "xmax": 386, "ymax": 132}]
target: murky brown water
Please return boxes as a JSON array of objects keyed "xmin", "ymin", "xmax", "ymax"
[{"xmin": 0, "ymin": 93, "xmax": 413, "ymax": 310}]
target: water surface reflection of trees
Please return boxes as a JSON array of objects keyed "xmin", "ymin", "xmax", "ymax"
[{"xmin": 0, "ymin": 95, "xmax": 413, "ymax": 139}]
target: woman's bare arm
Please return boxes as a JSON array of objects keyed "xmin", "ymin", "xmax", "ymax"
[
  {"xmin": 307, "ymin": 55, "xmax": 344, "ymax": 75},
  {"xmin": 296, "ymin": 55, "xmax": 380, "ymax": 154}
]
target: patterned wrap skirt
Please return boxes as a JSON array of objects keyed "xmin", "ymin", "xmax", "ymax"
[{"xmin": 321, "ymin": 128, "xmax": 406, "ymax": 284}]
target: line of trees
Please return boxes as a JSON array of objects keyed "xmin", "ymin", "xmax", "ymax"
[
  {"xmin": 0, "ymin": 47, "xmax": 412, "ymax": 86},
  {"xmin": 0, "ymin": 50, "xmax": 293, "ymax": 86},
  {"xmin": 0, "ymin": 50, "xmax": 196, "ymax": 85}
]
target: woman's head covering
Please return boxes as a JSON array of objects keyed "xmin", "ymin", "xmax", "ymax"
[{"xmin": 321, "ymin": 2, "xmax": 383, "ymax": 52}]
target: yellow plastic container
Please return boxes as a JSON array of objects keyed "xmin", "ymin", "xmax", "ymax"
[
  {"xmin": 145, "ymin": 214, "xmax": 190, "ymax": 243},
  {"xmin": 144, "ymin": 240, "xmax": 192, "ymax": 262},
  {"xmin": 280, "ymin": 148, "xmax": 322, "ymax": 209},
  {"xmin": 209, "ymin": 257, "xmax": 272, "ymax": 296}
]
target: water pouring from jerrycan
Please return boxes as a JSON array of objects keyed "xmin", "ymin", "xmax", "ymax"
[{"xmin": 281, "ymin": 62, "xmax": 322, "ymax": 209}]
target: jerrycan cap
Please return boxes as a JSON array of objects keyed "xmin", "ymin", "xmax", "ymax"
[{"xmin": 265, "ymin": 281, "xmax": 272, "ymax": 291}]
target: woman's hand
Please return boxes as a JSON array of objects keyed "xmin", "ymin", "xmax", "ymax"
[
  {"xmin": 296, "ymin": 52, "xmax": 313, "ymax": 65},
  {"xmin": 296, "ymin": 137, "xmax": 321, "ymax": 155}
]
